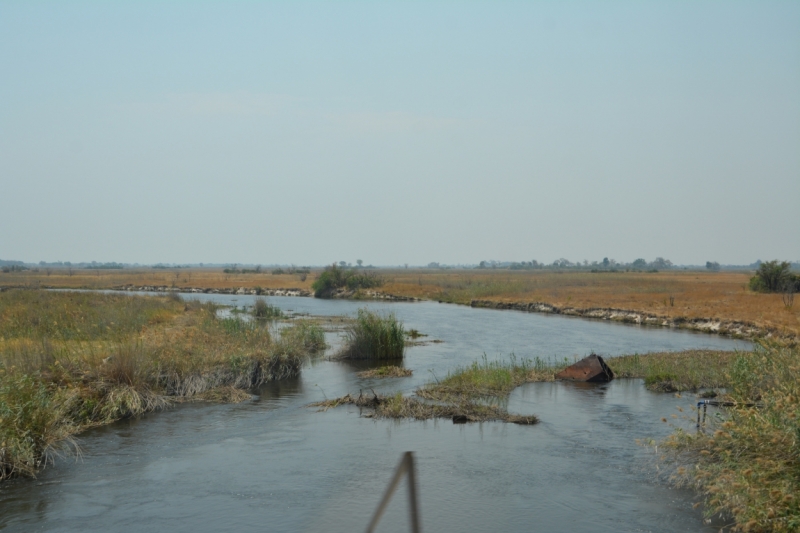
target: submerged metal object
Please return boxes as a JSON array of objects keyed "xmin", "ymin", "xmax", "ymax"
[{"xmin": 555, "ymin": 354, "xmax": 615, "ymax": 382}]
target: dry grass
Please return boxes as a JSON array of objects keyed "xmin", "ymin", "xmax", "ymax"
[
  {"xmin": 356, "ymin": 366, "xmax": 413, "ymax": 378},
  {"xmin": 6, "ymin": 268, "xmax": 795, "ymax": 337},
  {"xmin": 0, "ymin": 289, "xmax": 321, "ymax": 480},
  {"xmin": 0, "ymin": 267, "xmax": 314, "ymax": 293},
  {"xmin": 378, "ymin": 269, "xmax": 800, "ymax": 337}
]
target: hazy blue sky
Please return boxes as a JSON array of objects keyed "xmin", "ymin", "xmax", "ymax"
[{"xmin": 1, "ymin": 1, "xmax": 798, "ymax": 266}]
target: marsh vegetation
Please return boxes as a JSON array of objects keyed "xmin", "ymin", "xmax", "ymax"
[
  {"xmin": 337, "ymin": 308, "xmax": 405, "ymax": 360},
  {"xmin": 3, "ymin": 266, "xmax": 797, "ymax": 338},
  {"xmin": 662, "ymin": 342, "xmax": 799, "ymax": 532},
  {"xmin": 0, "ymin": 289, "xmax": 323, "ymax": 480}
]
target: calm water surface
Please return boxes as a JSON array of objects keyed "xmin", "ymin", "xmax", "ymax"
[{"xmin": 0, "ymin": 295, "xmax": 749, "ymax": 532}]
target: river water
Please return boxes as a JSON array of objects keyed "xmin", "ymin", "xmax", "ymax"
[{"xmin": 0, "ymin": 294, "xmax": 749, "ymax": 532}]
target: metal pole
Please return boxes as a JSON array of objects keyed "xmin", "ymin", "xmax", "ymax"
[
  {"xmin": 406, "ymin": 452, "xmax": 421, "ymax": 533},
  {"xmin": 365, "ymin": 452, "xmax": 421, "ymax": 533}
]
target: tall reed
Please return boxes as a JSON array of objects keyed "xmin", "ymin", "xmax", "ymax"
[
  {"xmin": 339, "ymin": 309, "xmax": 404, "ymax": 360},
  {"xmin": 665, "ymin": 342, "xmax": 799, "ymax": 532}
]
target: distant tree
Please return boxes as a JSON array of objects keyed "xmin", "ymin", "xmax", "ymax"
[
  {"xmin": 339, "ymin": 261, "xmax": 347, "ymax": 268},
  {"xmin": 632, "ymin": 258, "xmax": 647, "ymax": 269},
  {"xmin": 427, "ymin": 262, "xmax": 440, "ymax": 269},
  {"xmin": 478, "ymin": 261, "xmax": 487, "ymax": 269},
  {"xmin": 749, "ymin": 260, "xmax": 796, "ymax": 293},
  {"xmin": 706, "ymin": 261, "xmax": 721, "ymax": 271},
  {"xmin": 602, "ymin": 257, "xmax": 610, "ymax": 267},
  {"xmin": 651, "ymin": 257, "xmax": 673, "ymax": 269},
  {"xmin": 356, "ymin": 259, "xmax": 363, "ymax": 268}
]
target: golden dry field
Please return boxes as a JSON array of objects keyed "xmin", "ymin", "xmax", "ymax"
[
  {"xmin": 381, "ymin": 269, "xmax": 799, "ymax": 335},
  {"xmin": 2, "ymin": 267, "xmax": 798, "ymax": 337}
]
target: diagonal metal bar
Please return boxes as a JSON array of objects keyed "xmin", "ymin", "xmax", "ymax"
[{"xmin": 365, "ymin": 452, "xmax": 421, "ymax": 533}]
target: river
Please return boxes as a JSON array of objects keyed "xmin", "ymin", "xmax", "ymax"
[{"xmin": 0, "ymin": 294, "xmax": 749, "ymax": 532}]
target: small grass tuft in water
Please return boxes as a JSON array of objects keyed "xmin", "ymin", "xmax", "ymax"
[
  {"xmin": 338, "ymin": 308, "xmax": 404, "ymax": 360},
  {"xmin": 252, "ymin": 297, "xmax": 282, "ymax": 320},
  {"xmin": 309, "ymin": 390, "xmax": 537, "ymax": 424}
]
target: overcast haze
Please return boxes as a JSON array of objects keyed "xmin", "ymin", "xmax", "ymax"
[{"xmin": 1, "ymin": 1, "xmax": 798, "ymax": 266}]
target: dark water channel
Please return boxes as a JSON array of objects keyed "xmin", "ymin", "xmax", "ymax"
[{"xmin": 0, "ymin": 295, "xmax": 750, "ymax": 532}]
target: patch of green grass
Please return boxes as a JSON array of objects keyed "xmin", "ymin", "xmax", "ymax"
[
  {"xmin": 0, "ymin": 374, "xmax": 76, "ymax": 479},
  {"xmin": 607, "ymin": 350, "xmax": 735, "ymax": 392},
  {"xmin": 252, "ymin": 297, "xmax": 282, "ymax": 320},
  {"xmin": 309, "ymin": 390, "xmax": 537, "ymax": 424},
  {"xmin": 338, "ymin": 309, "xmax": 404, "ymax": 360},
  {"xmin": 280, "ymin": 320, "xmax": 326, "ymax": 353},
  {"xmin": 419, "ymin": 355, "xmax": 564, "ymax": 400},
  {"xmin": 663, "ymin": 342, "xmax": 799, "ymax": 532}
]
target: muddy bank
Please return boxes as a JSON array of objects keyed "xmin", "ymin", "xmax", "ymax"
[
  {"xmin": 322, "ymin": 288, "xmax": 421, "ymax": 301},
  {"xmin": 113, "ymin": 285, "xmax": 313, "ymax": 296},
  {"xmin": 470, "ymin": 299, "xmax": 793, "ymax": 341}
]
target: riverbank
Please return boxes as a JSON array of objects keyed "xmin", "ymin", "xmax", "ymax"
[
  {"xmin": 0, "ymin": 289, "xmax": 323, "ymax": 480},
  {"xmin": 469, "ymin": 299, "xmax": 792, "ymax": 341},
  {"xmin": 2, "ymin": 267, "xmax": 796, "ymax": 340}
]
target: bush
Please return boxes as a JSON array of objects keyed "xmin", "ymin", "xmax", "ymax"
[
  {"xmin": 749, "ymin": 260, "xmax": 799, "ymax": 293},
  {"xmin": 339, "ymin": 309, "xmax": 404, "ymax": 360},
  {"xmin": 311, "ymin": 264, "xmax": 382, "ymax": 298}
]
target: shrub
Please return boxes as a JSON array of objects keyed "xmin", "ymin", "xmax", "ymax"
[
  {"xmin": 311, "ymin": 264, "xmax": 382, "ymax": 298},
  {"xmin": 749, "ymin": 260, "xmax": 798, "ymax": 293},
  {"xmin": 339, "ymin": 309, "xmax": 404, "ymax": 360}
]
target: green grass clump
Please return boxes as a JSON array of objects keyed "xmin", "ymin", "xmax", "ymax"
[
  {"xmin": 0, "ymin": 374, "xmax": 75, "ymax": 480},
  {"xmin": 339, "ymin": 309, "xmax": 404, "ymax": 360},
  {"xmin": 608, "ymin": 350, "xmax": 735, "ymax": 392},
  {"xmin": 664, "ymin": 342, "xmax": 800, "ymax": 532},
  {"xmin": 252, "ymin": 297, "xmax": 282, "ymax": 320},
  {"xmin": 419, "ymin": 355, "xmax": 564, "ymax": 400},
  {"xmin": 310, "ymin": 390, "xmax": 537, "ymax": 424},
  {"xmin": 280, "ymin": 321, "xmax": 326, "ymax": 353}
]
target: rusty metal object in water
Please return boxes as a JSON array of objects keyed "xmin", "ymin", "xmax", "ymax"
[{"xmin": 555, "ymin": 354, "xmax": 615, "ymax": 382}]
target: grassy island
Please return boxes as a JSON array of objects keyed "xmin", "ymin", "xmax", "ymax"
[{"xmin": 0, "ymin": 289, "xmax": 323, "ymax": 480}]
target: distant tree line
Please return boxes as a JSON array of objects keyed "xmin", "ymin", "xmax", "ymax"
[{"xmin": 475, "ymin": 257, "xmax": 674, "ymax": 271}]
